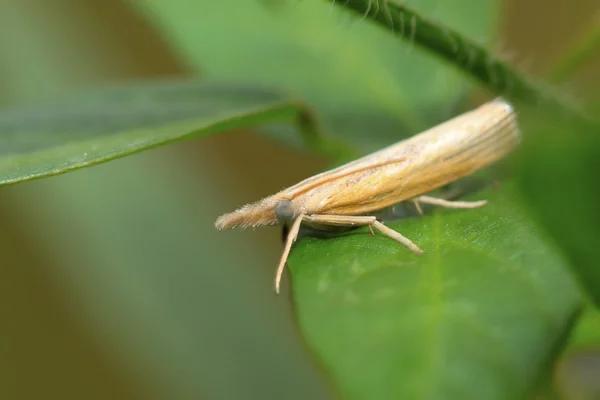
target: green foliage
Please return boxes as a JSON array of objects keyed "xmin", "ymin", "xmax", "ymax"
[
  {"xmin": 0, "ymin": 80, "xmax": 328, "ymax": 185},
  {"xmin": 516, "ymin": 107, "xmax": 600, "ymax": 307},
  {"xmin": 133, "ymin": 0, "xmax": 498, "ymax": 149},
  {"xmin": 1, "ymin": 0, "xmax": 599, "ymax": 399}
]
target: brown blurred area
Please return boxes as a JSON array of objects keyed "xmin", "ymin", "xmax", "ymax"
[
  {"xmin": 0, "ymin": 1, "xmax": 189, "ymax": 398},
  {"xmin": 0, "ymin": 0, "xmax": 598, "ymax": 399},
  {"xmin": 502, "ymin": 0, "xmax": 600, "ymax": 100}
]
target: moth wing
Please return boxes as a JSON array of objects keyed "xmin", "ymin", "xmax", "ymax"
[{"xmin": 298, "ymin": 156, "xmax": 420, "ymax": 215}]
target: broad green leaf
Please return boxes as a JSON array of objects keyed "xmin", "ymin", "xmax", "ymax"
[
  {"xmin": 0, "ymin": 80, "xmax": 335, "ymax": 186},
  {"xmin": 289, "ymin": 183, "xmax": 581, "ymax": 400},
  {"xmin": 132, "ymin": 0, "xmax": 499, "ymax": 149}
]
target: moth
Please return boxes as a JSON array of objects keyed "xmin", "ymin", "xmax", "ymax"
[{"xmin": 216, "ymin": 99, "xmax": 520, "ymax": 293}]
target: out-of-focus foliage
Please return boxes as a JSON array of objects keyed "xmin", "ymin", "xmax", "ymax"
[
  {"xmin": 0, "ymin": 80, "xmax": 314, "ymax": 185},
  {"xmin": 131, "ymin": 0, "xmax": 499, "ymax": 149}
]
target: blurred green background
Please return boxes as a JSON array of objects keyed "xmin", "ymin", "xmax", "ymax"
[{"xmin": 0, "ymin": 0, "xmax": 598, "ymax": 399}]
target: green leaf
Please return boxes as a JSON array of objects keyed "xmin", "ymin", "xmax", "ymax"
[
  {"xmin": 289, "ymin": 183, "xmax": 581, "ymax": 400},
  {"xmin": 516, "ymin": 106, "xmax": 600, "ymax": 307},
  {"xmin": 0, "ymin": 79, "xmax": 346, "ymax": 186},
  {"xmin": 571, "ymin": 308, "xmax": 600, "ymax": 349}
]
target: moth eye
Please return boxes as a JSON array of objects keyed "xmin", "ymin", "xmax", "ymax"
[{"xmin": 275, "ymin": 200, "xmax": 294, "ymax": 222}]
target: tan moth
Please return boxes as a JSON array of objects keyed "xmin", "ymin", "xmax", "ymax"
[{"xmin": 216, "ymin": 99, "xmax": 520, "ymax": 293}]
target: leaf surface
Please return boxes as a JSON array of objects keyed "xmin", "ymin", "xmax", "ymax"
[{"xmin": 290, "ymin": 184, "xmax": 581, "ymax": 400}]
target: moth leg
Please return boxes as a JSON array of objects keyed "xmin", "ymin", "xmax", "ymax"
[
  {"xmin": 368, "ymin": 225, "xmax": 375, "ymax": 236},
  {"xmin": 411, "ymin": 198, "xmax": 424, "ymax": 215},
  {"xmin": 371, "ymin": 220, "xmax": 424, "ymax": 255},
  {"xmin": 416, "ymin": 195, "xmax": 487, "ymax": 209},
  {"xmin": 304, "ymin": 214, "xmax": 424, "ymax": 255},
  {"xmin": 275, "ymin": 214, "xmax": 305, "ymax": 295}
]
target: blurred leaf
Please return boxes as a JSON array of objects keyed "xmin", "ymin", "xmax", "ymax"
[
  {"xmin": 553, "ymin": 308, "xmax": 600, "ymax": 400},
  {"xmin": 567, "ymin": 308, "xmax": 600, "ymax": 350},
  {"xmin": 0, "ymin": 79, "xmax": 342, "ymax": 186},
  {"xmin": 555, "ymin": 349, "xmax": 600, "ymax": 400},
  {"xmin": 543, "ymin": 306, "xmax": 600, "ymax": 400},
  {"xmin": 289, "ymin": 183, "xmax": 581, "ymax": 400},
  {"xmin": 516, "ymin": 106, "xmax": 600, "ymax": 308},
  {"xmin": 9, "ymin": 152, "xmax": 333, "ymax": 400},
  {"xmin": 132, "ymin": 0, "xmax": 499, "ymax": 149}
]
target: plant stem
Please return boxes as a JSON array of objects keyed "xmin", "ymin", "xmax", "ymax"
[{"xmin": 330, "ymin": 0, "xmax": 597, "ymax": 127}]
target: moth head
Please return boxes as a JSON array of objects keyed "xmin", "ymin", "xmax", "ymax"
[
  {"xmin": 215, "ymin": 195, "xmax": 297, "ymax": 230},
  {"xmin": 274, "ymin": 199, "xmax": 295, "ymax": 223}
]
